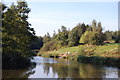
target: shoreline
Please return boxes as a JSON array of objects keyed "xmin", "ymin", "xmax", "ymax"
[
  {"xmin": 39, "ymin": 54, "xmax": 120, "ymax": 69},
  {"xmin": 38, "ymin": 43, "xmax": 120, "ymax": 68}
]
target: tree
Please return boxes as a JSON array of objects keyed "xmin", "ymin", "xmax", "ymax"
[
  {"xmin": 41, "ymin": 40, "xmax": 58, "ymax": 52},
  {"xmin": 68, "ymin": 23, "xmax": 87, "ymax": 47},
  {"xmin": 56, "ymin": 32, "xmax": 68, "ymax": 46},
  {"xmin": 112, "ymin": 30, "xmax": 120, "ymax": 43},
  {"xmin": 55, "ymin": 26, "xmax": 69, "ymax": 46},
  {"xmin": 58, "ymin": 28, "xmax": 61, "ymax": 33},
  {"xmin": 43, "ymin": 32, "xmax": 51, "ymax": 43},
  {"xmin": 97, "ymin": 22, "xmax": 102, "ymax": 33},
  {"xmin": 104, "ymin": 30, "xmax": 113, "ymax": 41},
  {"xmin": 86, "ymin": 25, "xmax": 92, "ymax": 31},
  {"xmin": 61, "ymin": 26, "xmax": 67, "ymax": 32},
  {"xmin": 91, "ymin": 20, "xmax": 97, "ymax": 31},
  {"xmin": 68, "ymin": 30, "xmax": 78, "ymax": 47},
  {"xmin": 30, "ymin": 36, "xmax": 43, "ymax": 49},
  {"xmin": 79, "ymin": 31, "xmax": 104, "ymax": 45},
  {"xmin": 52, "ymin": 30, "xmax": 57, "ymax": 39},
  {"xmin": 79, "ymin": 20, "xmax": 104, "ymax": 45},
  {"xmin": 2, "ymin": 1, "xmax": 36, "ymax": 69}
]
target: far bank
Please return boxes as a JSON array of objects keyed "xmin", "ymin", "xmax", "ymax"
[{"xmin": 38, "ymin": 43, "xmax": 120, "ymax": 68}]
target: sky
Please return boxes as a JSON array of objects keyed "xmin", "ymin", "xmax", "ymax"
[{"xmin": 3, "ymin": 0, "xmax": 119, "ymax": 36}]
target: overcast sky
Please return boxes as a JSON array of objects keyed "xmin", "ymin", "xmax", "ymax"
[{"xmin": 3, "ymin": 0, "xmax": 119, "ymax": 36}]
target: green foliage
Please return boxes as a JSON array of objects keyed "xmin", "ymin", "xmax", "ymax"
[
  {"xmin": 104, "ymin": 30, "xmax": 113, "ymax": 41},
  {"xmin": 68, "ymin": 23, "xmax": 87, "ymax": 47},
  {"xmin": 61, "ymin": 26, "xmax": 67, "ymax": 32},
  {"xmin": 2, "ymin": 1, "xmax": 36, "ymax": 69},
  {"xmin": 68, "ymin": 30, "xmax": 78, "ymax": 47},
  {"xmin": 40, "ymin": 43, "xmax": 119, "ymax": 61},
  {"xmin": 112, "ymin": 30, "xmax": 120, "ymax": 43},
  {"xmin": 30, "ymin": 36, "xmax": 43, "ymax": 49},
  {"xmin": 40, "ymin": 19, "xmax": 117, "ymax": 56},
  {"xmin": 41, "ymin": 40, "xmax": 58, "ymax": 52},
  {"xmin": 80, "ymin": 31, "xmax": 104, "ymax": 45},
  {"xmin": 86, "ymin": 25, "xmax": 92, "ymax": 31},
  {"xmin": 91, "ymin": 20, "xmax": 97, "ymax": 31},
  {"xmin": 55, "ymin": 26, "xmax": 69, "ymax": 46},
  {"xmin": 68, "ymin": 41, "xmax": 77, "ymax": 47},
  {"xmin": 103, "ymin": 30, "xmax": 120, "ymax": 43},
  {"xmin": 2, "ymin": 53, "xmax": 31, "ymax": 69},
  {"xmin": 52, "ymin": 30, "xmax": 57, "ymax": 39},
  {"xmin": 56, "ymin": 32, "xmax": 69, "ymax": 46},
  {"xmin": 77, "ymin": 56, "xmax": 120, "ymax": 68},
  {"xmin": 97, "ymin": 22, "xmax": 102, "ymax": 33},
  {"xmin": 73, "ymin": 23, "xmax": 86, "ymax": 38},
  {"xmin": 91, "ymin": 20, "xmax": 103, "ymax": 33},
  {"xmin": 43, "ymin": 32, "xmax": 51, "ymax": 43}
]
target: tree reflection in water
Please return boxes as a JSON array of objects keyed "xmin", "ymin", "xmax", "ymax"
[
  {"xmin": 2, "ymin": 62, "xmax": 36, "ymax": 78},
  {"xmin": 2, "ymin": 57, "xmax": 120, "ymax": 78},
  {"xmin": 42, "ymin": 59, "xmax": 106, "ymax": 78}
]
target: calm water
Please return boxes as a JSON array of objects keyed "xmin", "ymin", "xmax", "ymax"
[{"xmin": 2, "ymin": 56, "xmax": 120, "ymax": 78}]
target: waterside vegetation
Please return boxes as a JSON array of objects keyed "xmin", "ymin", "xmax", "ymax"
[{"xmin": 38, "ymin": 44, "xmax": 120, "ymax": 68}]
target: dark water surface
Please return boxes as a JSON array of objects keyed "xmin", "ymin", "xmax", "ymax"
[{"xmin": 2, "ymin": 56, "xmax": 120, "ymax": 78}]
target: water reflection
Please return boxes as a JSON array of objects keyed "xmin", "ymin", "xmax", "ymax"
[
  {"xmin": 42, "ymin": 61, "xmax": 105, "ymax": 78},
  {"xmin": 29, "ymin": 56, "xmax": 120, "ymax": 78},
  {"xmin": 2, "ymin": 62, "xmax": 36, "ymax": 78},
  {"xmin": 2, "ymin": 56, "xmax": 120, "ymax": 78}
]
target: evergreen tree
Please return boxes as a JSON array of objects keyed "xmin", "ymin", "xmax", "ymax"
[
  {"xmin": 2, "ymin": 1, "xmax": 36, "ymax": 69},
  {"xmin": 58, "ymin": 28, "xmax": 61, "ymax": 33},
  {"xmin": 68, "ymin": 30, "xmax": 78, "ymax": 47},
  {"xmin": 91, "ymin": 20, "xmax": 97, "ymax": 31},
  {"xmin": 56, "ymin": 32, "xmax": 68, "ymax": 46},
  {"xmin": 61, "ymin": 26, "xmax": 67, "ymax": 32},
  {"xmin": 43, "ymin": 32, "xmax": 51, "ymax": 43},
  {"xmin": 97, "ymin": 22, "xmax": 102, "ymax": 33},
  {"xmin": 53, "ymin": 30, "xmax": 57, "ymax": 39}
]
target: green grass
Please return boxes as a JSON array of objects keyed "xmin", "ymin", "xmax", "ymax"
[
  {"xmin": 38, "ymin": 43, "xmax": 120, "ymax": 68},
  {"xmin": 38, "ymin": 43, "xmax": 119, "ymax": 59}
]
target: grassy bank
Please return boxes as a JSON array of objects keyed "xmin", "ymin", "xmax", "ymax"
[{"xmin": 38, "ymin": 43, "xmax": 120, "ymax": 67}]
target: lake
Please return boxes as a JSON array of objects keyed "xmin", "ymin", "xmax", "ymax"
[{"xmin": 2, "ymin": 56, "xmax": 120, "ymax": 78}]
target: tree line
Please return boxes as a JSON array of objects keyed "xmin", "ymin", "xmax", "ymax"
[{"xmin": 41, "ymin": 20, "xmax": 120, "ymax": 52}]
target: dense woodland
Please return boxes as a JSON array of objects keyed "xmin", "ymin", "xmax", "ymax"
[{"xmin": 1, "ymin": 1, "xmax": 120, "ymax": 69}]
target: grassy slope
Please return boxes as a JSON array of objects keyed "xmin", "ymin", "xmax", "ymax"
[{"xmin": 38, "ymin": 43, "xmax": 119, "ymax": 60}]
